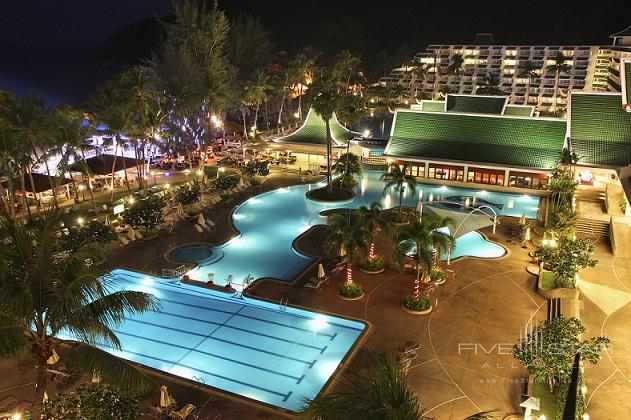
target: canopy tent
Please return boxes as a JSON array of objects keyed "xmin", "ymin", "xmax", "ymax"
[
  {"xmin": 68, "ymin": 154, "xmax": 144, "ymax": 176},
  {"xmin": 425, "ymin": 204, "xmax": 496, "ymax": 238}
]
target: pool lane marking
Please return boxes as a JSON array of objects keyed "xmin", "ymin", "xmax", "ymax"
[
  {"xmin": 114, "ymin": 274, "xmax": 364, "ymax": 333},
  {"xmin": 112, "ymin": 329, "xmax": 306, "ymax": 383},
  {"xmin": 95, "ymin": 343, "xmax": 293, "ymax": 401},
  {"xmin": 132, "ymin": 310, "xmax": 326, "ymax": 353}
]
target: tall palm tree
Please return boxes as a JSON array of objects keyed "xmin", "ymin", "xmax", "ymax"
[
  {"xmin": 289, "ymin": 52, "xmax": 317, "ymax": 119},
  {"xmin": 408, "ymin": 63, "xmax": 428, "ymax": 100},
  {"xmin": 357, "ymin": 202, "xmax": 387, "ymax": 260},
  {"xmin": 381, "ymin": 163, "xmax": 417, "ymax": 222},
  {"xmin": 517, "ymin": 60, "xmax": 540, "ymax": 104},
  {"xmin": 392, "ymin": 214, "xmax": 455, "ymax": 300},
  {"xmin": 446, "ymin": 53, "xmax": 464, "ymax": 78},
  {"xmin": 310, "ymin": 72, "xmax": 340, "ymax": 194},
  {"xmin": 546, "ymin": 52, "xmax": 572, "ymax": 110},
  {"xmin": 476, "ymin": 72, "xmax": 505, "ymax": 96},
  {"xmin": 324, "ymin": 213, "xmax": 369, "ymax": 285},
  {"xmin": 0, "ymin": 210, "xmax": 160, "ymax": 419},
  {"xmin": 299, "ymin": 356, "xmax": 430, "ymax": 420}
]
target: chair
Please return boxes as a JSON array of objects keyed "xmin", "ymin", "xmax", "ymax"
[
  {"xmin": 194, "ymin": 224, "xmax": 204, "ymax": 234},
  {"xmin": 135, "ymin": 231, "xmax": 144, "ymax": 240},
  {"xmin": 119, "ymin": 235, "xmax": 130, "ymax": 245},
  {"xmin": 304, "ymin": 276, "xmax": 330, "ymax": 290},
  {"xmin": 171, "ymin": 403, "xmax": 195, "ymax": 420},
  {"xmin": 399, "ymin": 341, "xmax": 421, "ymax": 355}
]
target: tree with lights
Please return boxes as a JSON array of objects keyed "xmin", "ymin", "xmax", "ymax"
[{"xmin": 381, "ymin": 162, "xmax": 417, "ymax": 223}]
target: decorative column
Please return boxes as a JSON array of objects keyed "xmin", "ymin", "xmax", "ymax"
[{"xmin": 504, "ymin": 169, "xmax": 510, "ymax": 186}]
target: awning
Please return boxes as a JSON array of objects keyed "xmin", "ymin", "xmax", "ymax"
[{"xmin": 425, "ymin": 204, "xmax": 496, "ymax": 238}]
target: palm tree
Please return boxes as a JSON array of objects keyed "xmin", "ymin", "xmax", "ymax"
[
  {"xmin": 517, "ymin": 60, "xmax": 540, "ymax": 104},
  {"xmin": 392, "ymin": 214, "xmax": 455, "ymax": 300},
  {"xmin": 408, "ymin": 63, "xmax": 428, "ymax": 100},
  {"xmin": 357, "ymin": 202, "xmax": 387, "ymax": 260},
  {"xmin": 476, "ymin": 72, "xmax": 505, "ymax": 96},
  {"xmin": 546, "ymin": 52, "xmax": 572, "ymax": 110},
  {"xmin": 381, "ymin": 163, "xmax": 417, "ymax": 222},
  {"xmin": 310, "ymin": 72, "xmax": 340, "ymax": 194},
  {"xmin": 324, "ymin": 213, "xmax": 369, "ymax": 285},
  {"xmin": 446, "ymin": 53, "xmax": 464, "ymax": 78},
  {"xmin": 0, "ymin": 210, "xmax": 160, "ymax": 419},
  {"xmin": 299, "ymin": 356, "xmax": 430, "ymax": 420},
  {"xmin": 559, "ymin": 146, "xmax": 581, "ymax": 177}
]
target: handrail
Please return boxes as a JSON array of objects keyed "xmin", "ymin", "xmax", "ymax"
[{"xmin": 161, "ymin": 264, "xmax": 187, "ymax": 278}]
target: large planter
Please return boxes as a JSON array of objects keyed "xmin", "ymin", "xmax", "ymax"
[
  {"xmin": 537, "ymin": 272, "xmax": 580, "ymax": 300},
  {"xmin": 337, "ymin": 290, "xmax": 365, "ymax": 301},
  {"xmin": 306, "ymin": 187, "xmax": 356, "ymax": 205},
  {"xmin": 391, "ymin": 220, "xmax": 409, "ymax": 226},
  {"xmin": 402, "ymin": 304, "xmax": 433, "ymax": 315},
  {"xmin": 360, "ymin": 267, "xmax": 385, "ymax": 275}
]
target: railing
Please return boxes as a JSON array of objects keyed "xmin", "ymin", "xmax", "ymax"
[
  {"xmin": 279, "ymin": 297, "xmax": 288, "ymax": 311},
  {"xmin": 161, "ymin": 265, "xmax": 187, "ymax": 278}
]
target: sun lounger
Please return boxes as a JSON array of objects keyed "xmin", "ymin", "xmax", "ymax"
[
  {"xmin": 171, "ymin": 403, "xmax": 195, "ymax": 420},
  {"xmin": 304, "ymin": 276, "xmax": 330, "ymax": 290},
  {"xmin": 127, "ymin": 231, "xmax": 136, "ymax": 241},
  {"xmin": 194, "ymin": 224, "xmax": 204, "ymax": 233},
  {"xmin": 399, "ymin": 341, "xmax": 421, "ymax": 355},
  {"xmin": 206, "ymin": 220, "xmax": 215, "ymax": 228},
  {"xmin": 0, "ymin": 396, "xmax": 17, "ymax": 411},
  {"xmin": 135, "ymin": 231, "xmax": 144, "ymax": 240},
  {"xmin": 119, "ymin": 235, "xmax": 130, "ymax": 245}
]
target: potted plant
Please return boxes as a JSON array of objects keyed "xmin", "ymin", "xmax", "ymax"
[
  {"xmin": 338, "ymin": 282, "xmax": 364, "ymax": 300},
  {"xmin": 360, "ymin": 255, "xmax": 385, "ymax": 274},
  {"xmin": 402, "ymin": 295, "xmax": 432, "ymax": 314},
  {"xmin": 430, "ymin": 267, "xmax": 446, "ymax": 284}
]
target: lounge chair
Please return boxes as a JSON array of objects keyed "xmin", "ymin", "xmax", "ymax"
[
  {"xmin": 399, "ymin": 341, "xmax": 421, "ymax": 355},
  {"xmin": 135, "ymin": 231, "xmax": 144, "ymax": 240},
  {"xmin": 119, "ymin": 235, "xmax": 130, "ymax": 245},
  {"xmin": 194, "ymin": 224, "xmax": 204, "ymax": 234},
  {"xmin": 0, "ymin": 396, "xmax": 17, "ymax": 411},
  {"xmin": 171, "ymin": 403, "xmax": 195, "ymax": 420},
  {"xmin": 206, "ymin": 220, "xmax": 215, "ymax": 228},
  {"xmin": 304, "ymin": 276, "xmax": 330, "ymax": 290}
]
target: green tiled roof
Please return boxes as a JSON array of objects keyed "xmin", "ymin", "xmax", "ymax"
[
  {"xmin": 503, "ymin": 105, "xmax": 534, "ymax": 117},
  {"xmin": 385, "ymin": 110, "xmax": 566, "ymax": 169},
  {"xmin": 275, "ymin": 108, "xmax": 354, "ymax": 146},
  {"xmin": 445, "ymin": 94, "xmax": 507, "ymax": 114},
  {"xmin": 569, "ymin": 93, "xmax": 631, "ymax": 167},
  {"xmin": 624, "ymin": 61, "xmax": 631, "ymax": 106},
  {"xmin": 420, "ymin": 100, "xmax": 445, "ymax": 112}
]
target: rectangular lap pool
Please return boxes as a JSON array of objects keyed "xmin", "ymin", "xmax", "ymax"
[{"xmin": 61, "ymin": 269, "xmax": 367, "ymax": 412}]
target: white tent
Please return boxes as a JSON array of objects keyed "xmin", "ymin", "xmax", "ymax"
[
  {"xmin": 159, "ymin": 385, "xmax": 174, "ymax": 409},
  {"xmin": 198, "ymin": 213, "xmax": 206, "ymax": 226},
  {"xmin": 318, "ymin": 263, "xmax": 325, "ymax": 279}
]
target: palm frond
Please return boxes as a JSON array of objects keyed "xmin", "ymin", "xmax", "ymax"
[
  {"xmin": 0, "ymin": 319, "xmax": 29, "ymax": 361},
  {"xmin": 73, "ymin": 343, "xmax": 157, "ymax": 394}
]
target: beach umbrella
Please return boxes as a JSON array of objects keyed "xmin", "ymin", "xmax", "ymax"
[
  {"xmin": 177, "ymin": 203, "xmax": 185, "ymax": 217},
  {"xmin": 523, "ymin": 227, "xmax": 531, "ymax": 242},
  {"xmin": 519, "ymin": 214, "xmax": 526, "ymax": 225},
  {"xmin": 239, "ymin": 177, "xmax": 245, "ymax": 186},
  {"xmin": 159, "ymin": 385, "xmax": 173, "ymax": 409},
  {"xmin": 416, "ymin": 200, "xmax": 423, "ymax": 215},
  {"xmin": 318, "ymin": 263, "xmax": 325, "ymax": 279},
  {"xmin": 43, "ymin": 391, "xmax": 48, "ymax": 402},
  {"xmin": 128, "ymin": 227, "xmax": 137, "ymax": 241},
  {"xmin": 104, "ymin": 215, "xmax": 111, "ymax": 226},
  {"xmin": 46, "ymin": 349, "xmax": 60, "ymax": 365},
  {"xmin": 339, "ymin": 247, "xmax": 347, "ymax": 257},
  {"xmin": 92, "ymin": 370, "xmax": 101, "ymax": 383},
  {"xmin": 198, "ymin": 213, "xmax": 206, "ymax": 226}
]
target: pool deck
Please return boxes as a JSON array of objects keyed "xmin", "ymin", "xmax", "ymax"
[{"xmin": 2, "ymin": 170, "xmax": 629, "ymax": 419}]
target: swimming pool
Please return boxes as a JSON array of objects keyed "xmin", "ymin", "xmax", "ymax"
[
  {"xmin": 404, "ymin": 230, "xmax": 506, "ymax": 261},
  {"xmin": 185, "ymin": 170, "xmax": 536, "ymax": 286},
  {"xmin": 60, "ymin": 269, "xmax": 367, "ymax": 412},
  {"xmin": 168, "ymin": 243, "xmax": 218, "ymax": 265}
]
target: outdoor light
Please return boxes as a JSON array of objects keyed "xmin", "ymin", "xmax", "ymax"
[
  {"xmin": 196, "ymin": 170, "xmax": 203, "ymax": 176},
  {"xmin": 219, "ymin": 167, "xmax": 225, "ymax": 173},
  {"xmin": 582, "ymin": 414, "xmax": 590, "ymax": 420},
  {"xmin": 294, "ymin": 112, "xmax": 300, "ymax": 118},
  {"xmin": 581, "ymin": 385, "xmax": 588, "ymax": 394},
  {"xmin": 12, "ymin": 414, "xmax": 21, "ymax": 420},
  {"xmin": 363, "ymin": 129, "xmax": 371, "ymax": 138},
  {"xmin": 128, "ymin": 197, "xmax": 135, "ymax": 204},
  {"xmin": 78, "ymin": 185, "xmax": 85, "ymax": 191},
  {"xmin": 539, "ymin": 415, "xmax": 546, "ymax": 420},
  {"xmin": 165, "ymin": 183, "xmax": 171, "ymax": 189},
  {"xmin": 153, "ymin": 133, "xmax": 161, "ymax": 141},
  {"xmin": 77, "ymin": 217, "xmax": 84, "ymax": 225},
  {"xmin": 370, "ymin": 110, "xmax": 374, "ymax": 117},
  {"xmin": 181, "ymin": 125, "xmax": 186, "ymax": 132}
]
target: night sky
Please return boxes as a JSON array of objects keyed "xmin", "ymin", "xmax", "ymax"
[{"xmin": 1, "ymin": 0, "xmax": 630, "ymax": 103}]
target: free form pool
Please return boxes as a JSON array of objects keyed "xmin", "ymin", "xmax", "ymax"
[
  {"xmin": 60, "ymin": 269, "xmax": 366, "ymax": 412},
  {"xmin": 185, "ymin": 170, "xmax": 531, "ymax": 285}
]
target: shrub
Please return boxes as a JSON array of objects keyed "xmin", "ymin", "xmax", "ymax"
[
  {"xmin": 534, "ymin": 237, "xmax": 597, "ymax": 288},
  {"xmin": 63, "ymin": 220, "xmax": 117, "ymax": 252},
  {"xmin": 255, "ymin": 160, "xmax": 270, "ymax": 176},
  {"xmin": 42, "ymin": 383, "xmax": 140, "ymax": 420},
  {"xmin": 122, "ymin": 195, "xmax": 165, "ymax": 231},
  {"xmin": 241, "ymin": 161, "xmax": 257, "ymax": 178},
  {"xmin": 339, "ymin": 282, "xmax": 363, "ymax": 298},
  {"xmin": 215, "ymin": 174, "xmax": 240, "ymax": 192},
  {"xmin": 361, "ymin": 256, "xmax": 385, "ymax": 272},
  {"xmin": 430, "ymin": 268, "xmax": 446, "ymax": 282},
  {"xmin": 176, "ymin": 186, "xmax": 200, "ymax": 205},
  {"xmin": 403, "ymin": 295, "xmax": 431, "ymax": 311}
]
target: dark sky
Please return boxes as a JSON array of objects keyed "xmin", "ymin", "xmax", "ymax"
[{"xmin": 0, "ymin": 0, "xmax": 629, "ymax": 46}]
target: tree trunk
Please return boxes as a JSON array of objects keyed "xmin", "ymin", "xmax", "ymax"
[
  {"xmin": 80, "ymin": 150, "xmax": 97, "ymax": 214},
  {"xmin": 346, "ymin": 263, "xmax": 353, "ymax": 285},
  {"xmin": 277, "ymin": 94, "xmax": 285, "ymax": 133},
  {"xmin": 20, "ymin": 169, "xmax": 31, "ymax": 220},
  {"xmin": 120, "ymin": 147, "xmax": 131, "ymax": 194},
  {"xmin": 325, "ymin": 118, "xmax": 332, "ymax": 194},
  {"xmin": 32, "ymin": 360, "xmax": 49, "ymax": 420},
  {"xmin": 27, "ymin": 169, "xmax": 41, "ymax": 210},
  {"xmin": 67, "ymin": 169, "xmax": 79, "ymax": 202},
  {"xmin": 254, "ymin": 105, "xmax": 260, "ymax": 133},
  {"xmin": 109, "ymin": 141, "xmax": 118, "ymax": 203},
  {"xmin": 264, "ymin": 99, "xmax": 270, "ymax": 130},
  {"xmin": 241, "ymin": 108, "xmax": 249, "ymax": 140},
  {"xmin": 297, "ymin": 92, "xmax": 302, "ymax": 120},
  {"xmin": 398, "ymin": 187, "xmax": 404, "ymax": 220},
  {"xmin": 42, "ymin": 159, "xmax": 59, "ymax": 209},
  {"xmin": 414, "ymin": 258, "xmax": 421, "ymax": 300}
]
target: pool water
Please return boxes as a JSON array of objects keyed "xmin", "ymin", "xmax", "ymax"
[
  {"xmin": 185, "ymin": 170, "xmax": 535, "ymax": 286},
  {"xmin": 59, "ymin": 269, "xmax": 366, "ymax": 412},
  {"xmin": 169, "ymin": 243, "xmax": 216, "ymax": 264},
  {"xmin": 404, "ymin": 231, "xmax": 506, "ymax": 261}
]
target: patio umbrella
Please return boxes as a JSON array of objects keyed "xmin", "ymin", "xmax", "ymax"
[
  {"xmin": 339, "ymin": 247, "xmax": 347, "ymax": 257},
  {"xmin": 523, "ymin": 227, "xmax": 531, "ymax": 241},
  {"xmin": 519, "ymin": 214, "xmax": 526, "ymax": 225},
  {"xmin": 46, "ymin": 349, "xmax": 60, "ymax": 365},
  {"xmin": 92, "ymin": 370, "xmax": 101, "ymax": 383},
  {"xmin": 177, "ymin": 203, "xmax": 185, "ymax": 217},
  {"xmin": 239, "ymin": 177, "xmax": 245, "ymax": 186},
  {"xmin": 159, "ymin": 385, "xmax": 173, "ymax": 409},
  {"xmin": 104, "ymin": 215, "xmax": 111, "ymax": 226},
  {"xmin": 198, "ymin": 213, "xmax": 206, "ymax": 226},
  {"xmin": 416, "ymin": 200, "xmax": 423, "ymax": 216},
  {"xmin": 128, "ymin": 226, "xmax": 137, "ymax": 241},
  {"xmin": 318, "ymin": 263, "xmax": 325, "ymax": 279}
]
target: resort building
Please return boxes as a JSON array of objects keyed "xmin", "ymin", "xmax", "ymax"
[
  {"xmin": 381, "ymin": 25, "xmax": 631, "ymax": 111},
  {"xmin": 383, "ymin": 63, "xmax": 631, "ymax": 221}
]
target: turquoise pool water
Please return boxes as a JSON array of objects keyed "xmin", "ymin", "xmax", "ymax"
[
  {"xmin": 60, "ymin": 269, "xmax": 366, "ymax": 412},
  {"xmin": 169, "ymin": 243, "xmax": 217, "ymax": 264},
  {"xmin": 185, "ymin": 170, "xmax": 535, "ymax": 286}
]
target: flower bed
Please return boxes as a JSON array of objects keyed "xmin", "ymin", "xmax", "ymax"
[
  {"xmin": 360, "ymin": 256, "xmax": 385, "ymax": 274},
  {"xmin": 338, "ymin": 282, "xmax": 364, "ymax": 300},
  {"xmin": 402, "ymin": 296, "xmax": 432, "ymax": 314}
]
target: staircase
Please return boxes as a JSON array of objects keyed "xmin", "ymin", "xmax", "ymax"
[
  {"xmin": 574, "ymin": 188, "xmax": 606, "ymax": 203},
  {"xmin": 576, "ymin": 218, "xmax": 610, "ymax": 237}
]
